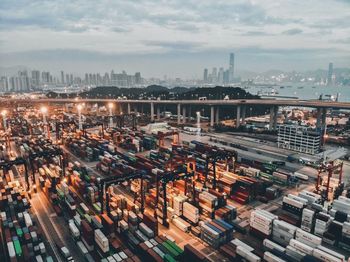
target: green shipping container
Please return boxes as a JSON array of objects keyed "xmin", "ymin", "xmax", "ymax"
[
  {"xmin": 162, "ymin": 242, "xmax": 179, "ymax": 259},
  {"xmin": 16, "ymin": 228, "xmax": 23, "ymax": 238},
  {"xmin": 164, "ymin": 254, "xmax": 176, "ymax": 262},
  {"xmin": 13, "ymin": 240, "xmax": 22, "ymax": 257},
  {"xmin": 165, "ymin": 240, "xmax": 183, "ymax": 255}
]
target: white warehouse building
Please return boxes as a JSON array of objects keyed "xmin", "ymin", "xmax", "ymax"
[{"xmin": 277, "ymin": 124, "xmax": 322, "ymax": 155}]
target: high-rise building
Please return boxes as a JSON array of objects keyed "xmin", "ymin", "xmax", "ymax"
[
  {"xmin": 229, "ymin": 53, "xmax": 235, "ymax": 83},
  {"xmin": 327, "ymin": 62, "xmax": 333, "ymax": 86},
  {"xmin": 212, "ymin": 67, "xmax": 217, "ymax": 83},
  {"xmin": 135, "ymin": 72, "xmax": 141, "ymax": 85},
  {"xmin": 31, "ymin": 70, "xmax": 40, "ymax": 87},
  {"xmin": 41, "ymin": 71, "xmax": 51, "ymax": 84},
  {"xmin": 85, "ymin": 73, "xmax": 89, "ymax": 85},
  {"xmin": 203, "ymin": 68, "xmax": 208, "ymax": 83},
  {"xmin": 218, "ymin": 67, "xmax": 224, "ymax": 84},
  {"xmin": 103, "ymin": 73, "xmax": 110, "ymax": 85},
  {"xmin": 0, "ymin": 77, "xmax": 9, "ymax": 92},
  {"xmin": 223, "ymin": 69, "xmax": 229, "ymax": 84},
  {"xmin": 66, "ymin": 74, "xmax": 70, "ymax": 85},
  {"xmin": 61, "ymin": 71, "xmax": 65, "ymax": 84}
]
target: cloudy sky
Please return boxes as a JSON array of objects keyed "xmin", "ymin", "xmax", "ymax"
[{"xmin": 1, "ymin": 0, "xmax": 350, "ymax": 78}]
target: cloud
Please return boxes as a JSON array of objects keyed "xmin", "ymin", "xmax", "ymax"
[
  {"xmin": 242, "ymin": 31, "xmax": 273, "ymax": 36},
  {"xmin": 282, "ymin": 28, "xmax": 303, "ymax": 35},
  {"xmin": 0, "ymin": 0, "xmax": 349, "ymax": 76},
  {"xmin": 144, "ymin": 40, "xmax": 204, "ymax": 51}
]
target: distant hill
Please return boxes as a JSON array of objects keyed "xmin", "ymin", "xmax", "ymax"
[
  {"xmin": 46, "ymin": 85, "xmax": 268, "ymax": 118},
  {"xmin": 67, "ymin": 85, "xmax": 259, "ymax": 100}
]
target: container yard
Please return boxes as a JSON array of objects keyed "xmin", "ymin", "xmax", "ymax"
[{"xmin": 0, "ymin": 104, "xmax": 350, "ymax": 262}]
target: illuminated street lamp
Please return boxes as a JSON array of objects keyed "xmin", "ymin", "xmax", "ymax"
[
  {"xmin": 40, "ymin": 106, "xmax": 49, "ymax": 138},
  {"xmin": 77, "ymin": 104, "xmax": 83, "ymax": 130},
  {"xmin": 1, "ymin": 110, "xmax": 7, "ymax": 130},
  {"xmin": 108, "ymin": 103, "xmax": 114, "ymax": 128}
]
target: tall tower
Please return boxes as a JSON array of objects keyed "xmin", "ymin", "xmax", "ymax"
[
  {"xmin": 229, "ymin": 53, "xmax": 235, "ymax": 83},
  {"xmin": 327, "ymin": 62, "xmax": 333, "ymax": 86},
  {"xmin": 61, "ymin": 71, "xmax": 65, "ymax": 84},
  {"xmin": 203, "ymin": 68, "xmax": 208, "ymax": 83},
  {"xmin": 218, "ymin": 67, "xmax": 224, "ymax": 84},
  {"xmin": 212, "ymin": 67, "xmax": 217, "ymax": 83}
]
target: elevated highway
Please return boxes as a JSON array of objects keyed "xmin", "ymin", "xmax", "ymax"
[{"xmin": 2, "ymin": 97, "xmax": 350, "ymax": 129}]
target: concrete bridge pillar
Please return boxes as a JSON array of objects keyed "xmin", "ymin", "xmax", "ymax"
[
  {"xmin": 273, "ymin": 106, "xmax": 278, "ymax": 129},
  {"xmin": 150, "ymin": 102, "xmax": 154, "ymax": 121},
  {"xmin": 127, "ymin": 103, "xmax": 131, "ymax": 114},
  {"xmin": 177, "ymin": 103, "xmax": 181, "ymax": 125},
  {"xmin": 210, "ymin": 106, "xmax": 215, "ymax": 127},
  {"xmin": 157, "ymin": 106, "xmax": 161, "ymax": 120},
  {"xmin": 236, "ymin": 105, "xmax": 241, "ymax": 128},
  {"xmin": 321, "ymin": 108, "xmax": 327, "ymax": 126},
  {"xmin": 215, "ymin": 107, "xmax": 220, "ymax": 124},
  {"xmin": 316, "ymin": 108, "xmax": 322, "ymax": 128},
  {"xmin": 241, "ymin": 106, "xmax": 246, "ymax": 125},
  {"xmin": 269, "ymin": 106, "xmax": 275, "ymax": 130},
  {"xmin": 182, "ymin": 106, "xmax": 186, "ymax": 124}
]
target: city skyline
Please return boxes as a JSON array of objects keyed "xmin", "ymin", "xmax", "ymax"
[{"xmin": 1, "ymin": 0, "xmax": 350, "ymax": 78}]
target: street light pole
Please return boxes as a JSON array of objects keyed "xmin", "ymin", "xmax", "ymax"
[
  {"xmin": 40, "ymin": 107, "xmax": 48, "ymax": 138},
  {"xmin": 1, "ymin": 110, "xmax": 7, "ymax": 130},
  {"xmin": 77, "ymin": 104, "xmax": 83, "ymax": 130},
  {"xmin": 108, "ymin": 103, "xmax": 114, "ymax": 128}
]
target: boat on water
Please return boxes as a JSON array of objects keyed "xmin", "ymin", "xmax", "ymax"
[
  {"xmin": 298, "ymin": 86, "xmax": 304, "ymax": 89},
  {"xmin": 280, "ymin": 86, "xmax": 285, "ymax": 89},
  {"xmin": 257, "ymin": 88, "xmax": 279, "ymax": 96}
]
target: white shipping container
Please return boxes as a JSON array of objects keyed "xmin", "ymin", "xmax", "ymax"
[
  {"xmin": 263, "ymin": 251, "xmax": 287, "ymax": 262},
  {"xmin": 287, "ymin": 194, "xmax": 308, "ymax": 205},
  {"xmin": 316, "ymin": 245, "xmax": 345, "ymax": 262},
  {"xmin": 273, "ymin": 220, "xmax": 297, "ymax": 235},
  {"xmin": 7, "ymin": 241, "xmax": 15, "ymax": 258},
  {"xmin": 295, "ymin": 229, "xmax": 322, "ymax": 248},
  {"xmin": 173, "ymin": 216, "xmax": 191, "ymax": 232},
  {"xmin": 313, "ymin": 248, "xmax": 343, "ymax": 262},
  {"xmin": 236, "ymin": 246, "xmax": 261, "ymax": 262},
  {"xmin": 24, "ymin": 212, "xmax": 33, "ymax": 227},
  {"xmin": 69, "ymin": 221, "xmax": 80, "ymax": 238},
  {"xmin": 263, "ymin": 239, "xmax": 285, "ymax": 253},
  {"xmin": 77, "ymin": 241, "xmax": 88, "ymax": 255},
  {"xmin": 289, "ymin": 239, "xmax": 313, "ymax": 255},
  {"xmin": 282, "ymin": 196, "xmax": 304, "ymax": 209},
  {"xmin": 231, "ymin": 238, "xmax": 254, "ymax": 252}
]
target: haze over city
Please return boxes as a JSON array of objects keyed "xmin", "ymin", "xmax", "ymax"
[{"xmin": 1, "ymin": 0, "xmax": 350, "ymax": 78}]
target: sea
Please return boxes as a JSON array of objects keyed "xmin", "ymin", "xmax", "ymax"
[{"xmin": 249, "ymin": 84, "xmax": 350, "ymax": 102}]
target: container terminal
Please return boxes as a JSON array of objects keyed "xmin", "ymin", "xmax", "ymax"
[{"xmin": 0, "ymin": 102, "xmax": 349, "ymax": 262}]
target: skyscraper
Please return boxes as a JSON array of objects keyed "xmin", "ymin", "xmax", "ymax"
[
  {"xmin": 31, "ymin": 70, "xmax": 40, "ymax": 87},
  {"xmin": 218, "ymin": 67, "xmax": 224, "ymax": 84},
  {"xmin": 61, "ymin": 71, "xmax": 65, "ymax": 84},
  {"xmin": 229, "ymin": 53, "xmax": 235, "ymax": 83},
  {"xmin": 212, "ymin": 67, "xmax": 217, "ymax": 83},
  {"xmin": 203, "ymin": 68, "xmax": 208, "ymax": 82},
  {"xmin": 327, "ymin": 62, "xmax": 333, "ymax": 86}
]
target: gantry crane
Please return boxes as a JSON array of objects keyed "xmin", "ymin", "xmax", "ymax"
[
  {"xmin": 157, "ymin": 130, "xmax": 180, "ymax": 148},
  {"xmin": 154, "ymin": 166, "xmax": 195, "ymax": 227},
  {"xmin": 0, "ymin": 157, "xmax": 30, "ymax": 190},
  {"xmin": 315, "ymin": 160, "xmax": 344, "ymax": 202},
  {"xmin": 55, "ymin": 120, "xmax": 77, "ymax": 141},
  {"xmin": 27, "ymin": 146, "xmax": 65, "ymax": 190},
  {"xmin": 97, "ymin": 171, "xmax": 150, "ymax": 214}
]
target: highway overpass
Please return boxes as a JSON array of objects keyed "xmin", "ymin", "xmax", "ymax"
[{"xmin": 2, "ymin": 97, "xmax": 350, "ymax": 129}]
